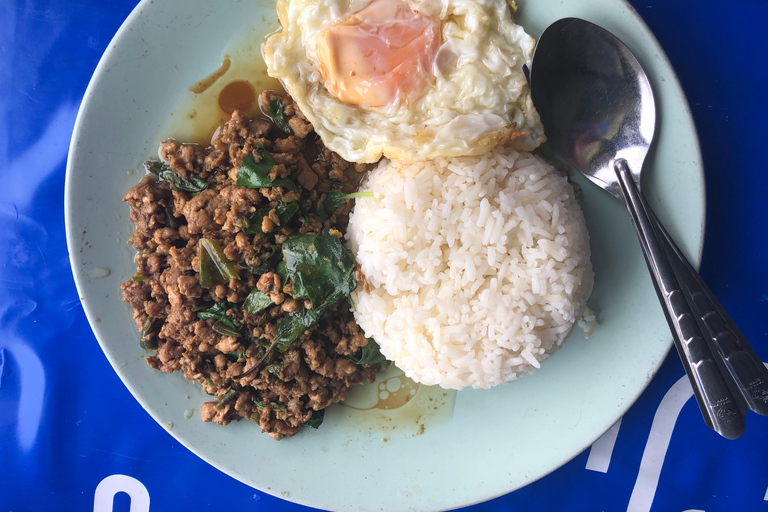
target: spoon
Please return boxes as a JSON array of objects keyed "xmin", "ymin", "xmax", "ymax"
[{"xmin": 529, "ymin": 17, "xmax": 768, "ymax": 439}]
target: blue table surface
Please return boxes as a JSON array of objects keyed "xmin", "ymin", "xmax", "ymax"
[{"xmin": 1, "ymin": 0, "xmax": 767, "ymax": 511}]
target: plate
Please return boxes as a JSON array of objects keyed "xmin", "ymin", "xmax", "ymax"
[{"xmin": 64, "ymin": 0, "xmax": 704, "ymax": 510}]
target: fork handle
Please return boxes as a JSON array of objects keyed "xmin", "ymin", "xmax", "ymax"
[
  {"xmin": 614, "ymin": 159, "xmax": 745, "ymax": 439},
  {"xmin": 649, "ymin": 209, "xmax": 768, "ymax": 415}
]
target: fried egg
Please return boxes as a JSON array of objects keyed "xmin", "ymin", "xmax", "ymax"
[{"xmin": 264, "ymin": 0, "xmax": 545, "ymax": 163}]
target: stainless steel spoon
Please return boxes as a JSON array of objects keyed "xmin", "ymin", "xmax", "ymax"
[{"xmin": 529, "ymin": 17, "xmax": 768, "ymax": 439}]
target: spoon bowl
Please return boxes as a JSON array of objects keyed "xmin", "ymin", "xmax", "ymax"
[
  {"xmin": 531, "ymin": 18, "xmax": 654, "ymax": 199},
  {"xmin": 530, "ymin": 18, "xmax": 768, "ymax": 440}
]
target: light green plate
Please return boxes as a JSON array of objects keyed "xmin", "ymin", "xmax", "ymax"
[{"xmin": 65, "ymin": 0, "xmax": 704, "ymax": 510}]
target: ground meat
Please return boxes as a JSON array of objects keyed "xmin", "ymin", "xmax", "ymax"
[
  {"xmin": 288, "ymin": 116, "xmax": 313, "ymax": 139},
  {"xmin": 121, "ymin": 94, "xmax": 379, "ymax": 440}
]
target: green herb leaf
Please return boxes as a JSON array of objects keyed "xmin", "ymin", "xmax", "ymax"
[
  {"xmin": 199, "ymin": 238, "xmax": 240, "ymax": 289},
  {"xmin": 236, "ymin": 145, "xmax": 297, "ymax": 192},
  {"xmin": 349, "ymin": 338, "xmax": 390, "ymax": 366},
  {"xmin": 282, "ymin": 229, "xmax": 357, "ymax": 310},
  {"xmin": 197, "ymin": 302, "xmax": 239, "ymax": 330},
  {"xmin": 273, "ymin": 307, "xmax": 324, "ymax": 348},
  {"xmin": 268, "ymin": 99, "xmax": 292, "ymax": 134},
  {"xmin": 243, "ymin": 201, "xmax": 300, "ymax": 235},
  {"xmin": 213, "ymin": 320, "xmax": 241, "ymax": 337},
  {"xmin": 226, "ymin": 350, "xmax": 247, "ymax": 362},
  {"xmin": 315, "ymin": 191, "xmax": 373, "ymax": 222},
  {"xmin": 193, "ymin": 302, "xmax": 214, "ymax": 312},
  {"xmin": 251, "ymin": 398, "xmax": 287, "ymax": 413},
  {"xmin": 304, "ymin": 409, "xmax": 325, "ymax": 429},
  {"xmin": 145, "ymin": 160, "xmax": 209, "ymax": 195},
  {"xmin": 243, "ymin": 289, "xmax": 272, "ymax": 315},
  {"xmin": 132, "ymin": 274, "xmax": 147, "ymax": 282},
  {"xmin": 215, "ymin": 389, "xmax": 238, "ymax": 409},
  {"xmin": 144, "ymin": 160, "xmax": 165, "ymax": 176},
  {"xmin": 199, "ymin": 241, "xmax": 225, "ymax": 289},
  {"xmin": 275, "ymin": 261, "xmax": 288, "ymax": 287},
  {"xmin": 164, "ymin": 205, "xmax": 178, "ymax": 228},
  {"xmin": 140, "ymin": 316, "xmax": 158, "ymax": 350}
]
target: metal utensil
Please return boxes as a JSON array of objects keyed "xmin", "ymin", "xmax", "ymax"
[{"xmin": 529, "ymin": 17, "xmax": 768, "ymax": 439}]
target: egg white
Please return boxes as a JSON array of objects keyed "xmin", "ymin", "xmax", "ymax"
[{"xmin": 264, "ymin": 0, "xmax": 545, "ymax": 163}]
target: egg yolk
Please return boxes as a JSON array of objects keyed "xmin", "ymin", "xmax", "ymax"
[{"xmin": 313, "ymin": 0, "xmax": 440, "ymax": 108}]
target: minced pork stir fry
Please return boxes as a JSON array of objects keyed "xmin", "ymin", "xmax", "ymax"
[{"xmin": 120, "ymin": 91, "xmax": 387, "ymax": 439}]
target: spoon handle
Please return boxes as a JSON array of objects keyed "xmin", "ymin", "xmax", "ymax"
[
  {"xmin": 614, "ymin": 159, "xmax": 745, "ymax": 439},
  {"xmin": 649, "ymin": 209, "xmax": 768, "ymax": 416}
]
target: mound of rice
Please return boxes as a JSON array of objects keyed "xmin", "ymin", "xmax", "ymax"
[{"xmin": 346, "ymin": 147, "xmax": 594, "ymax": 389}]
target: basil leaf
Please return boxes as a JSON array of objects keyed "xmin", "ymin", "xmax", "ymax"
[
  {"xmin": 164, "ymin": 205, "xmax": 178, "ymax": 228},
  {"xmin": 226, "ymin": 350, "xmax": 247, "ymax": 362},
  {"xmin": 282, "ymin": 229, "xmax": 357, "ymax": 310},
  {"xmin": 140, "ymin": 316, "xmax": 158, "ymax": 350},
  {"xmin": 196, "ymin": 301, "xmax": 227, "ymax": 321},
  {"xmin": 273, "ymin": 307, "xmax": 324, "ymax": 349},
  {"xmin": 197, "ymin": 302, "xmax": 239, "ymax": 330},
  {"xmin": 213, "ymin": 320, "xmax": 241, "ymax": 338},
  {"xmin": 304, "ymin": 409, "xmax": 324, "ymax": 429},
  {"xmin": 268, "ymin": 99, "xmax": 292, "ymax": 134},
  {"xmin": 275, "ymin": 261, "xmax": 288, "ymax": 287},
  {"xmin": 252, "ymin": 398, "xmax": 286, "ymax": 412},
  {"xmin": 236, "ymin": 145, "xmax": 297, "ymax": 192},
  {"xmin": 274, "ymin": 201, "xmax": 301, "ymax": 226},
  {"xmin": 144, "ymin": 160, "xmax": 208, "ymax": 195},
  {"xmin": 161, "ymin": 171, "xmax": 208, "ymax": 195},
  {"xmin": 349, "ymin": 338, "xmax": 390, "ymax": 366},
  {"xmin": 144, "ymin": 160, "xmax": 165, "ymax": 176},
  {"xmin": 242, "ymin": 201, "xmax": 300, "ymax": 235},
  {"xmin": 199, "ymin": 241, "xmax": 225, "ymax": 289},
  {"xmin": 199, "ymin": 238, "xmax": 240, "ymax": 288},
  {"xmin": 315, "ymin": 191, "xmax": 373, "ymax": 221},
  {"xmin": 243, "ymin": 289, "xmax": 272, "ymax": 315},
  {"xmin": 193, "ymin": 302, "xmax": 214, "ymax": 312}
]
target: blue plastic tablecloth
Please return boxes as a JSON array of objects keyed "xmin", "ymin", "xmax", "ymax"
[{"xmin": 2, "ymin": 1, "xmax": 767, "ymax": 510}]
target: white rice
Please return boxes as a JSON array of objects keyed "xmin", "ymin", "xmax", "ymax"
[{"xmin": 346, "ymin": 146, "xmax": 594, "ymax": 390}]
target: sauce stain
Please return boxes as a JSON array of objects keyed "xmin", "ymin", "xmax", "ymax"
[
  {"xmin": 343, "ymin": 370, "xmax": 420, "ymax": 410},
  {"xmin": 337, "ymin": 366, "xmax": 457, "ymax": 437},
  {"xmin": 218, "ymin": 80, "xmax": 256, "ymax": 115},
  {"xmin": 189, "ymin": 57, "xmax": 232, "ymax": 94},
  {"xmin": 163, "ymin": 18, "xmax": 283, "ymax": 145}
]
